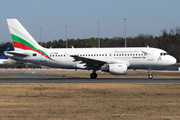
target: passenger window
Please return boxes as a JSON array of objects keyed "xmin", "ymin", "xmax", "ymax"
[{"xmin": 33, "ymin": 53, "xmax": 37, "ymax": 56}]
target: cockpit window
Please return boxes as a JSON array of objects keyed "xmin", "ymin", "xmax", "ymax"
[{"xmin": 160, "ymin": 52, "xmax": 169, "ymax": 56}]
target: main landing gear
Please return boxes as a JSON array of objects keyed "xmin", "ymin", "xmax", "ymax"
[
  {"xmin": 90, "ymin": 73, "xmax": 97, "ymax": 79},
  {"xmin": 148, "ymin": 67, "xmax": 153, "ymax": 79},
  {"xmin": 90, "ymin": 69, "xmax": 97, "ymax": 79}
]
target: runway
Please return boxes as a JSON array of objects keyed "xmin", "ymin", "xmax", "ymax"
[
  {"xmin": 0, "ymin": 70, "xmax": 180, "ymax": 83},
  {"xmin": 0, "ymin": 75, "xmax": 180, "ymax": 83}
]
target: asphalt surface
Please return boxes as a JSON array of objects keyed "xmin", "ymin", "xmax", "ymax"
[
  {"xmin": 0, "ymin": 70, "xmax": 180, "ymax": 83},
  {"xmin": 0, "ymin": 77, "xmax": 180, "ymax": 83}
]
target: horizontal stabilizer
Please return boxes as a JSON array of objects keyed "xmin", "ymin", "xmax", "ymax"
[{"xmin": 5, "ymin": 51, "xmax": 29, "ymax": 58}]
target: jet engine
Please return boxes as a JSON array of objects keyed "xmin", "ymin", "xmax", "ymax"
[
  {"xmin": 109, "ymin": 63, "xmax": 127, "ymax": 75},
  {"xmin": 101, "ymin": 63, "xmax": 128, "ymax": 75}
]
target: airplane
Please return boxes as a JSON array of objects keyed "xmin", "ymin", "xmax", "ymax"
[
  {"xmin": 5, "ymin": 19, "xmax": 177, "ymax": 79},
  {"xmin": 0, "ymin": 47, "xmax": 10, "ymax": 64}
]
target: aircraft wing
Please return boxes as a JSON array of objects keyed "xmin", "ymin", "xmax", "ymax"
[{"xmin": 70, "ymin": 55, "xmax": 107, "ymax": 67}]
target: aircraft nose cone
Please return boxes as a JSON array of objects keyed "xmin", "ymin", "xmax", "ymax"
[{"xmin": 170, "ymin": 56, "xmax": 177, "ymax": 65}]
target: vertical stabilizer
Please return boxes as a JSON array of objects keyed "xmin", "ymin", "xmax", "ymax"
[
  {"xmin": 0, "ymin": 47, "xmax": 10, "ymax": 59},
  {"xmin": 7, "ymin": 19, "xmax": 43, "ymax": 51}
]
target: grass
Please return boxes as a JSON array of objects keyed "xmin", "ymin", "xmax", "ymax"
[{"xmin": 0, "ymin": 83, "xmax": 180, "ymax": 120}]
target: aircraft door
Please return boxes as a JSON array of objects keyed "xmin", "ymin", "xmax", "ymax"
[
  {"xmin": 40, "ymin": 55, "xmax": 46, "ymax": 62},
  {"xmin": 148, "ymin": 50, "xmax": 154, "ymax": 61}
]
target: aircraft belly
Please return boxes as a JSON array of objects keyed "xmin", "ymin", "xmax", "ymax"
[
  {"xmin": 45, "ymin": 60, "xmax": 74, "ymax": 69},
  {"xmin": 129, "ymin": 59, "xmax": 155, "ymax": 68}
]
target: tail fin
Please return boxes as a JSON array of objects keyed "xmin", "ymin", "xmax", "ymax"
[
  {"xmin": 7, "ymin": 19, "xmax": 43, "ymax": 51},
  {"xmin": 0, "ymin": 47, "xmax": 10, "ymax": 59}
]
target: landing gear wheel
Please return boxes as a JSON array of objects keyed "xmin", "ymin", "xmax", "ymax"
[
  {"xmin": 90, "ymin": 73, "xmax": 97, "ymax": 79},
  {"xmin": 149, "ymin": 74, "xmax": 153, "ymax": 79}
]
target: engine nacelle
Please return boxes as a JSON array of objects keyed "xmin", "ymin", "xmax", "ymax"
[
  {"xmin": 109, "ymin": 63, "xmax": 127, "ymax": 75},
  {"xmin": 101, "ymin": 63, "xmax": 128, "ymax": 75}
]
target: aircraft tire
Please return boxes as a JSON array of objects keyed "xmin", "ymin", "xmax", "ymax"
[
  {"xmin": 149, "ymin": 74, "xmax": 153, "ymax": 79},
  {"xmin": 90, "ymin": 73, "xmax": 97, "ymax": 79}
]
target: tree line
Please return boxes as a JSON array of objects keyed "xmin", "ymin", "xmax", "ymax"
[{"xmin": 1, "ymin": 26, "xmax": 180, "ymax": 62}]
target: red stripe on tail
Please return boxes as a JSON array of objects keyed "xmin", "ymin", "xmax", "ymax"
[{"xmin": 13, "ymin": 41, "xmax": 51, "ymax": 60}]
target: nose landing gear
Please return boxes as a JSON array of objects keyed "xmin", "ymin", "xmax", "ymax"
[
  {"xmin": 148, "ymin": 67, "xmax": 153, "ymax": 79},
  {"xmin": 148, "ymin": 74, "xmax": 153, "ymax": 79}
]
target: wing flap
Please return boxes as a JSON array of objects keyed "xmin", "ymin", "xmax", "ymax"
[{"xmin": 70, "ymin": 55, "xmax": 107, "ymax": 68}]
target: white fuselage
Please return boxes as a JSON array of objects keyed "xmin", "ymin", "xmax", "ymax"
[
  {"xmin": 0, "ymin": 59, "xmax": 9, "ymax": 64},
  {"xmin": 7, "ymin": 47, "xmax": 176, "ymax": 70}
]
